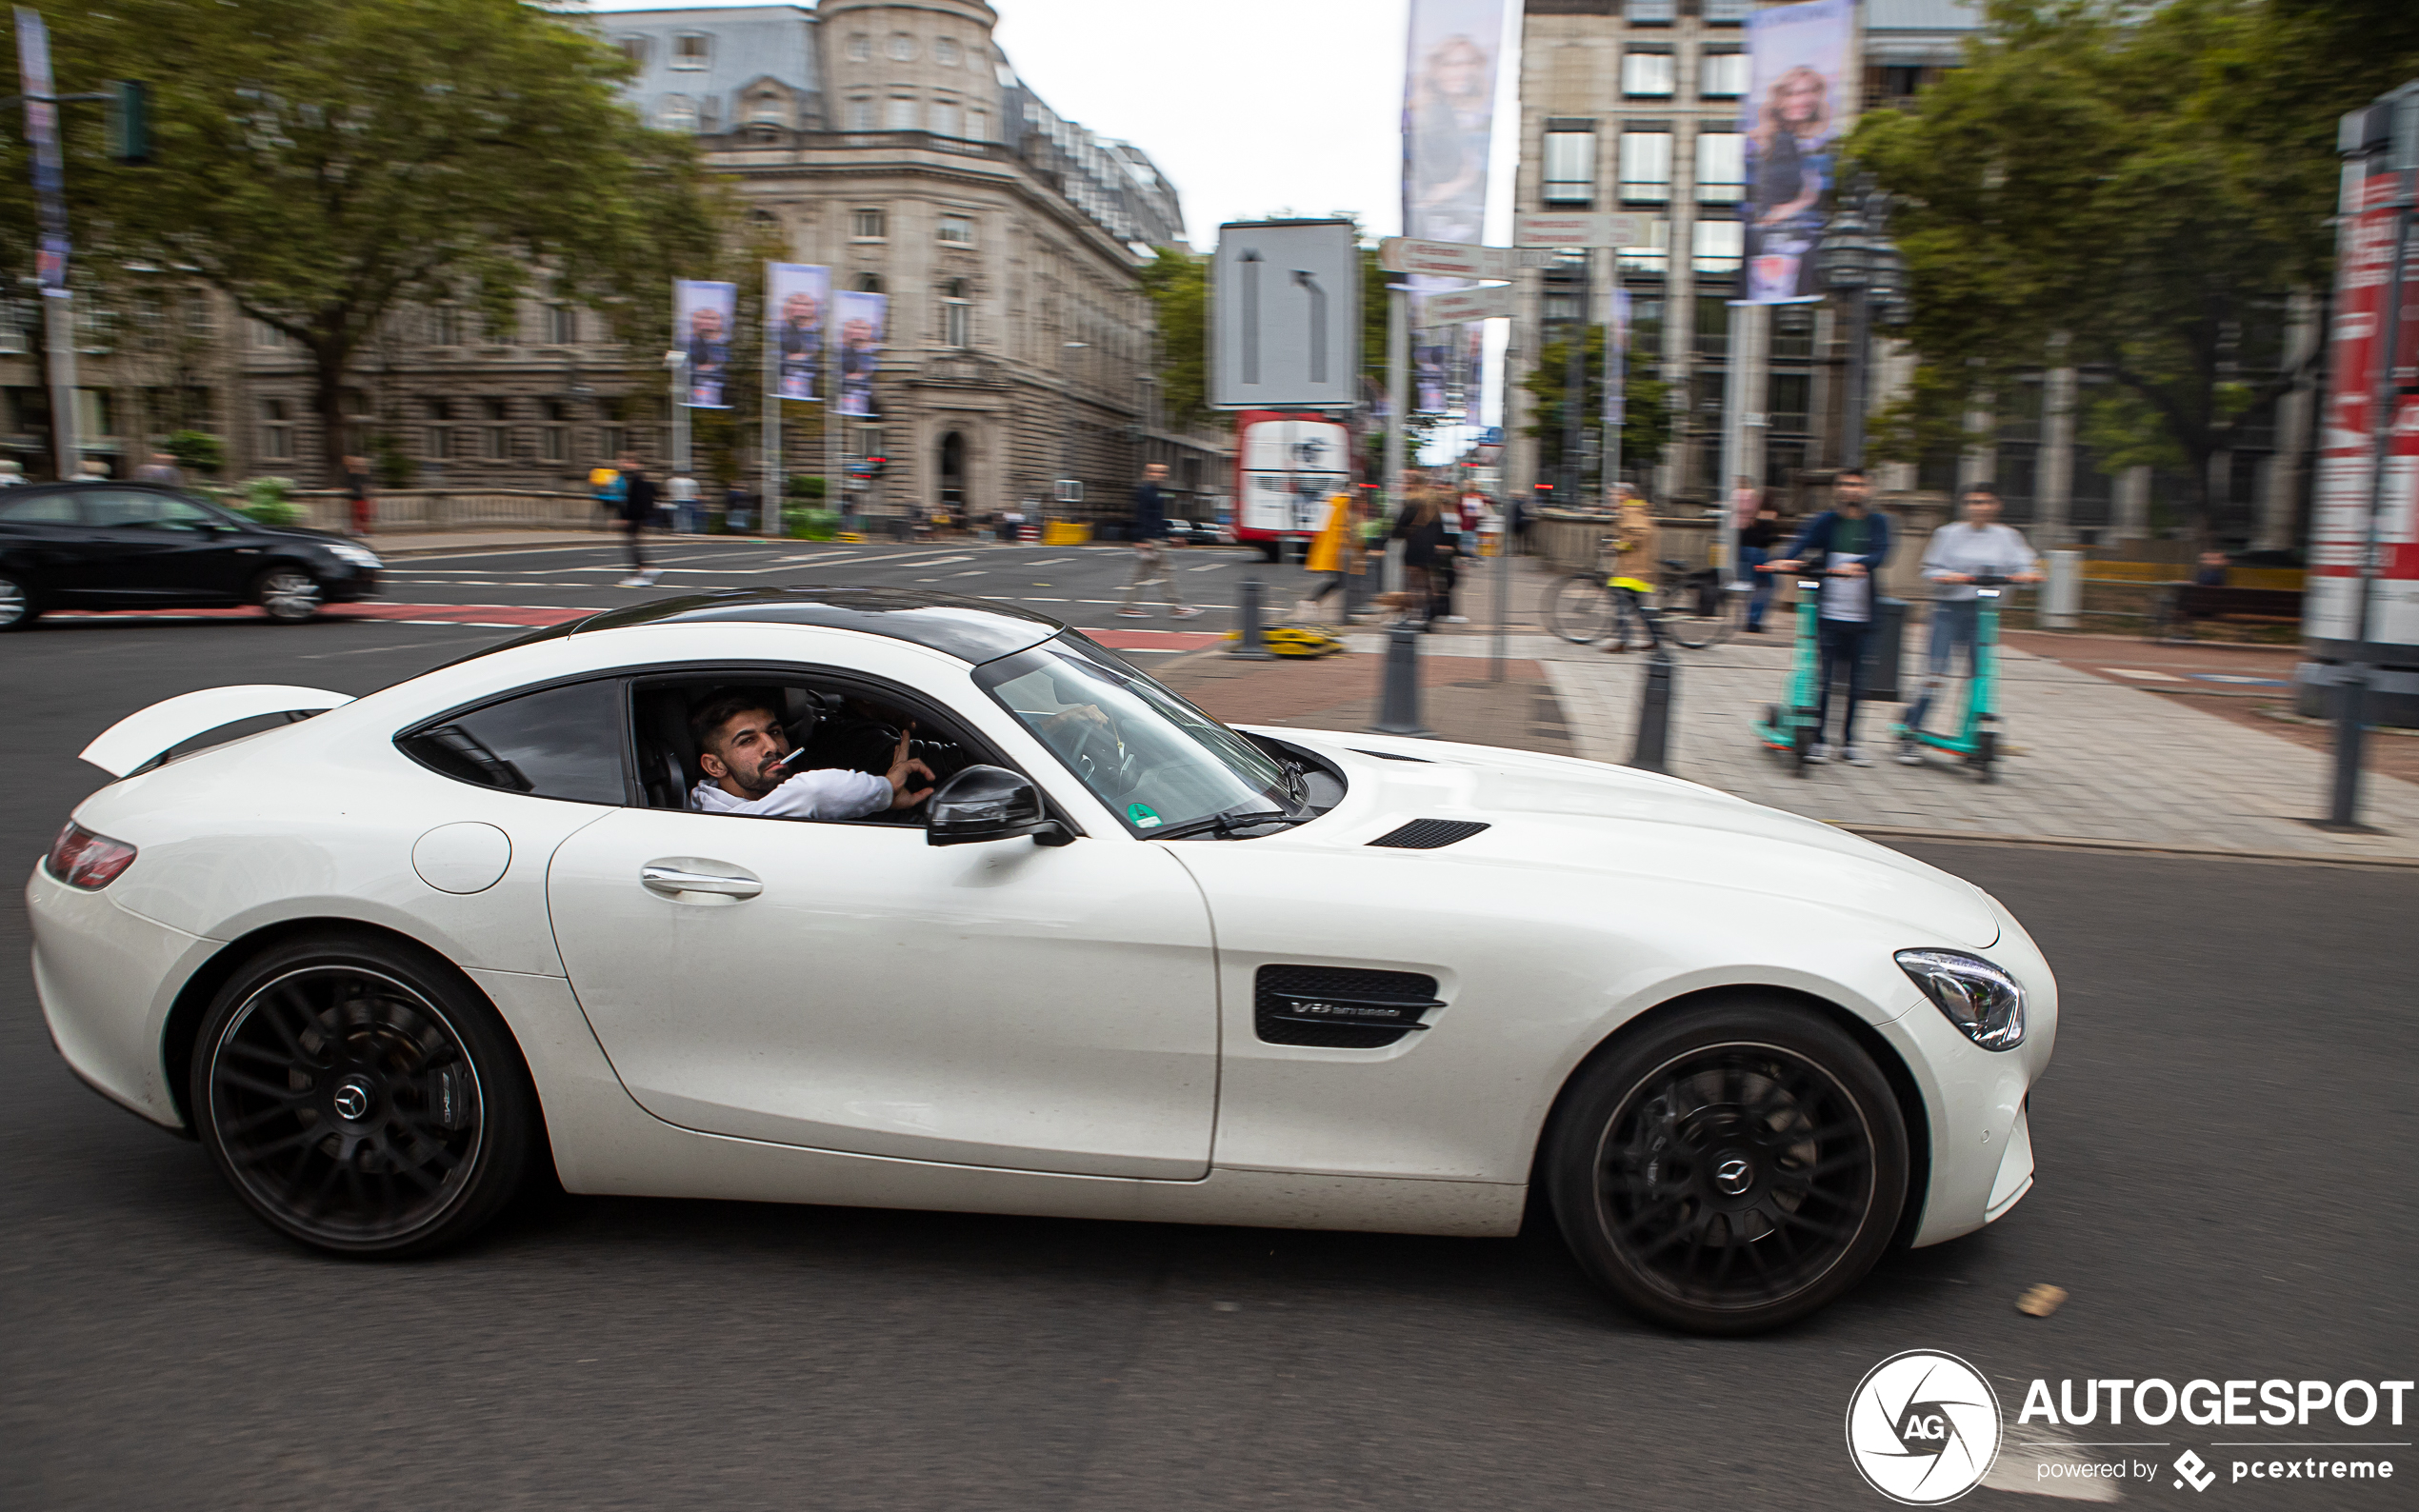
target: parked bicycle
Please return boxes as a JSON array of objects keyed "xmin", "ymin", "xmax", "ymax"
[{"xmin": 1546, "ymin": 536, "xmax": 1741, "ymax": 649}]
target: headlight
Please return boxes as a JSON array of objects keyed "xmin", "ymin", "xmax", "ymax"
[
  {"xmin": 323, "ymin": 543, "xmax": 382, "ymax": 568},
  {"xmin": 1895, "ymin": 948, "xmax": 2025, "ymax": 1051}
]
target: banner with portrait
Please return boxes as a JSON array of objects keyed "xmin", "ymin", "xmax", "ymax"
[
  {"xmin": 833, "ymin": 289, "xmax": 888, "ymax": 420},
  {"xmin": 1741, "ymin": 0, "xmax": 1853, "ymax": 304},
  {"xmin": 1403, "ymin": 0, "xmax": 1505, "ymax": 388},
  {"xmin": 766, "ymin": 264, "xmax": 830, "ymax": 402},
  {"xmin": 673, "ymin": 280, "xmax": 738, "ymax": 408}
]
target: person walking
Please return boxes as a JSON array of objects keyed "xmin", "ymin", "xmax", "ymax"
[
  {"xmin": 1899, "ymin": 484, "xmax": 2041, "ymax": 760},
  {"xmin": 340, "ymin": 455, "xmax": 374, "ymax": 537},
  {"xmin": 1763, "ymin": 468, "xmax": 1892, "ymax": 765},
  {"xmin": 134, "ymin": 452, "xmax": 184, "ymax": 487},
  {"xmin": 1390, "ymin": 490, "xmax": 1449, "ymax": 629},
  {"xmin": 1605, "ymin": 487, "xmax": 1662, "ymax": 652},
  {"xmin": 617, "ymin": 455, "xmax": 660, "ymax": 587},
  {"xmin": 1293, "ymin": 490, "xmax": 1358, "ymax": 623},
  {"xmin": 590, "ymin": 464, "xmax": 624, "ymax": 531},
  {"xmin": 1116, "ymin": 463, "xmax": 1201, "ymax": 619},
  {"xmin": 1740, "ymin": 502, "xmax": 1785, "ymax": 633}
]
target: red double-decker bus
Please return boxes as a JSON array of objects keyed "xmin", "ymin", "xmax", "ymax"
[{"xmin": 1231, "ymin": 409, "xmax": 1354, "ymax": 562}]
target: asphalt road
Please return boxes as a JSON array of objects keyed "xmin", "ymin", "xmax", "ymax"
[{"xmin": 2, "ymin": 563, "xmax": 2412, "ymax": 1510}]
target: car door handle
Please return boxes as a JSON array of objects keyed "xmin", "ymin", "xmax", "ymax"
[{"xmin": 640, "ymin": 863, "xmax": 763, "ymax": 899}]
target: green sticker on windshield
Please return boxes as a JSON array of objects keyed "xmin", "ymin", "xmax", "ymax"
[{"xmin": 1128, "ymin": 804, "xmax": 1163, "ymax": 829}]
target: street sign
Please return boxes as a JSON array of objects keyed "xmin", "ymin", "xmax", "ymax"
[
  {"xmin": 1514, "ymin": 211, "xmax": 1645, "ymax": 249},
  {"xmin": 1212, "ymin": 219, "xmax": 1361, "ymax": 409},
  {"xmin": 1420, "ymin": 284, "xmax": 1514, "ymax": 325},
  {"xmin": 1378, "ymin": 237, "xmax": 1516, "ymax": 281}
]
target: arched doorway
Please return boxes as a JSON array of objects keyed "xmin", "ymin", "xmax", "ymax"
[{"xmin": 937, "ymin": 430, "xmax": 966, "ymax": 525}]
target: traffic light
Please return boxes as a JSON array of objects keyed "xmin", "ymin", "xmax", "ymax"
[
  {"xmin": 866, "ymin": 453, "xmax": 887, "ymax": 478},
  {"xmin": 107, "ymin": 81, "xmax": 150, "ymax": 166}
]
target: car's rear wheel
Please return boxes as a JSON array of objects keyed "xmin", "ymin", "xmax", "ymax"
[
  {"xmin": 191, "ymin": 933, "xmax": 537, "ymax": 1257},
  {"xmin": 254, "ymin": 565, "xmax": 323, "ymax": 623},
  {"xmin": 1545, "ymin": 997, "xmax": 1908, "ymax": 1335},
  {"xmin": 0, "ymin": 571, "xmax": 38, "ymax": 629}
]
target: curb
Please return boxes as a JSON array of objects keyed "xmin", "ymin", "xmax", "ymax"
[{"xmin": 1839, "ymin": 824, "xmax": 2419, "ymax": 870}]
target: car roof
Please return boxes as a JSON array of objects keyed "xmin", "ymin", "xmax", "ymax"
[{"xmin": 486, "ymin": 587, "xmax": 1066, "ymax": 666}]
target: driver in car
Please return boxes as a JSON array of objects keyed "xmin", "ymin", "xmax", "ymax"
[{"xmin": 689, "ymin": 691, "xmax": 934, "ymax": 819}]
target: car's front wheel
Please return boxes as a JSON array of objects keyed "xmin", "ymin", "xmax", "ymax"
[
  {"xmin": 0, "ymin": 570, "xmax": 39, "ymax": 630},
  {"xmin": 253, "ymin": 565, "xmax": 324, "ymax": 623},
  {"xmin": 191, "ymin": 932, "xmax": 538, "ymax": 1257},
  {"xmin": 1545, "ymin": 997, "xmax": 1908, "ymax": 1335}
]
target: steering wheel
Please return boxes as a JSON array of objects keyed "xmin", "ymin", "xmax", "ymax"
[{"xmin": 1061, "ymin": 715, "xmax": 1128, "ymax": 794}]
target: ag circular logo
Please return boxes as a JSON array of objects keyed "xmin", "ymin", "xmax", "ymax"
[{"xmin": 1845, "ymin": 1350, "xmax": 2003, "ymax": 1504}]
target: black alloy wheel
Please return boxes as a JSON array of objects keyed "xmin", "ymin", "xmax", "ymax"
[
  {"xmin": 1546, "ymin": 998, "xmax": 1907, "ymax": 1335},
  {"xmin": 0, "ymin": 570, "xmax": 36, "ymax": 629},
  {"xmin": 253, "ymin": 564, "xmax": 324, "ymax": 623},
  {"xmin": 192, "ymin": 933, "xmax": 536, "ymax": 1256}
]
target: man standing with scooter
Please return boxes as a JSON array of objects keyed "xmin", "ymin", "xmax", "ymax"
[
  {"xmin": 1899, "ymin": 484, "xmax": 2042, "ymax": 764},
  {"xmin": 1764, "ymin": 469, "xmax": 1892, "ymax": 766}
]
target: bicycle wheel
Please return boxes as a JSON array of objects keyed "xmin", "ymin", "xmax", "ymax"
[
  {"xmin": 1548, "ymin": 574, "xmax": 1617, "ymax": 645},
  {"xmin": 1655, "ymin": 581, "xmax": 1734, "ymax": 649}
]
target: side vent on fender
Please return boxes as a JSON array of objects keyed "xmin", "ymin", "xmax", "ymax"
[
  {"xmin": 1255, "ymin": 965, "xmax": 1445, "ymax": 1048},
  {"xmin": 1368, "ymin": 818, "xmax": 1490, "ymax": 849}
]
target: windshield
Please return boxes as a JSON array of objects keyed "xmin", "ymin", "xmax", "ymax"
[{"xmin": 977, "ymin": 633, "xmax": 1294, "ymax": 834}]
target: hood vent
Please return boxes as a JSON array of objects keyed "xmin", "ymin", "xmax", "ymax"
[{"xmin": 1368, "ymin": 818, "xmax": 1489, "ymax": 850}]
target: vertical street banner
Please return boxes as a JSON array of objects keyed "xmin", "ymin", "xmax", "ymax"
[
  {"xmin": 834, "ymin": 289, "xmax": 888, "ymax": 420},
  {"xmin": 14, "ymin": 7, "xmax": 70, "ymax": 288},
  {"xmin": 1604, "ymin": 287, "xmax": 1630, "ymax": 472},
  {"xmin": 674, "ymin": 280, "xmax": 738, "ymax": 408},
  {"xmin": 1464, "ymin": 324, "xmax": 1487, "ymax": 428},
  {"xmin": 1404, "ymin": 0, "xmax": 1506, "ymax": 416},
  {"xmin": 767, "ymin": 264, "xmax": 830, "ymax": 402},
  {"xmin": 1742, "ymin": 0, "xmax": 1852, "ymax": 304}
]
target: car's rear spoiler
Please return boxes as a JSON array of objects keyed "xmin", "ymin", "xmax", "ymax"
[{"xmin": 80, "ymin": 685, "xmax": 355, "ymax": 777}]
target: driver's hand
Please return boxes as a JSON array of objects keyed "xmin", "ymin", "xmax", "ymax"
[
  {"xmin": 1045, "ymin": 705, "xmax": 1111, "ymax": 736},
  {"xmin": 886, "ymin": 728, "xmax": 935, "ymax": 808}
]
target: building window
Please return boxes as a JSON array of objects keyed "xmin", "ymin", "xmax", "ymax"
[
  {"xmin": 1619, "ymin": 130, "xmax": 1671, "ymax": 203},
  {"xmin": 541, "ymin": 400, "xmax": 570, "ymax": 462},
  {"xmin": 671, "ymin": 34, "xmax": 709, "ymax": 70},
  {"xmin": 852, "ymin": 272, "xmax": 885, "ymax": 294},
  {"xmin": 1703, "ymin": 0, "xmax": 1751, "ymax": 23},
  {"xmin": 1692, "ymin": 218, "xmax": 1744, "ymax": 274},
  {"xmin": 938, "ymin": 214, "xmax": 974, "ymax": 246},
  {"xmin": 0, "ymin": 306, "xmax": 25, "ymax": 354},
  {"xmin": 930, "ymin": 100, "xmax": 961, "ymax": 138},
  {"xmin": 1542, "ymin": 129, "xmax": 1596, "ymax": 207},
  {"xmin": 601, "ymin": 424, "xmax": 626, "ymax": 460},
  {"xmin": 750, "ymin": 91, "xmax": 787, "ymax": 127},
  {"xmin": 1623, "ymin": 52, "xmax": 1674, "ymax": 98},
  {"xmin": 185, "ymin": 294, "xmax": 216, "ymax": 339},
  {"xmin": 260, "ymin": 399, "xmax": 293, "ymax": 461},
  {"xmin": 1769, "ymin": 372, "xmax": 1812, "ymax": 434},
  {"xmin": 851, "ymin": 208, "xmax": 887, "ymax": 240},
  {"xmin": 546, "ymin": 305, "xmax": 577, "ymax": 345},
  {"xmin": 856, "ymin": 428, "xmax": 884, "ymax": 456},
  {"xmin": 847, "ymin": 96, "xmax": 874, "ymax": 130},
  {"xmin": 250, "ymin": 318, "xmax": 286, "ymax": 349},
  {"xmin": 967, "ymin": 106, "xmax": 988, "ymax": 141},
  {"xmin": 885, "ymin": 96, "xmax": 918, "ymax": 130},
  {"xmin": 1626, "ymin": 0, "xmax": 1675, "ymax": 23},
  {"xmin": 1695, "ymin": 131, "xmax": 1745, "ymax": 202},
  {"xmin": 888, "ymin": 32, "xmax": 915, "ymax": 61},
  {"xmin": 657, "ymin": 95, "xmax": 698, "ymax": 132},
  {"xmin": 1701, "ymin": 50, "xmax": 1749, "ymax": 98},
  {"xmin": 935, "ymin": 37, "xmax": 961, "ymax": 67},
  {"xmin": 1619, "ymin": 218, "xmax": 1670, "ymax": 275},
  {"xmin": 482, "ymin": 398, "xmax": 510, "ymax": 460},
  {"xmin": 942, "ymin": 280, "xmax": 970, "ymax": 347},
  {"xmin": 1770, "ymin": 304, "xmax": 1816, "ymax": 360},
  {"xmin": 1694, "ymin": 296, "xmax": 1730, "ymax": 357},
  {"xmin": 617, "ymin": 36, "xmax": 647, "ymax": 67},
  {"xmin": 847, "ymin": 33, "xmax": 870, "ymax": 62}
]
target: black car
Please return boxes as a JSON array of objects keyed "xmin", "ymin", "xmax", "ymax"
[{"xmin": 0, "ymin": 481, "xmax": 381, "ymax": 630}]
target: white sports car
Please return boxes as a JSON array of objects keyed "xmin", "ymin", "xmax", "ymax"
[{"xmin": 28, "ymin": 588, "xmax": 2054, "ymax": 1334}]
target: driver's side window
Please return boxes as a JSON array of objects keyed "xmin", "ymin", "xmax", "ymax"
[
  {"xmin": 84, "ymin": 489, "xmax": 212, "ymax": 531},
  {"xmin": 630, "ymin": 671, "xmax": 990, "ymax": 826}
]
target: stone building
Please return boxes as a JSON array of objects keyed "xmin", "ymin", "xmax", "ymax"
[
  {"xmin": 1507, "ymin": 0, "xmax": 2316, "ymax": 550},
  {"xmin": 0, "ymin": 281, "xmax": 242, "ymax": 482},
  {"xmin": 217, "ymin": 0, "xmax": 1229, "ymax": 526}
]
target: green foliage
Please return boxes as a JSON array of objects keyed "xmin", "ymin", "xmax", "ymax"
[
  {"xmin": 164, "ymin": 429, "xmax": 226, "ymax": 477},
  {"xmin": 371, "ymin": 433, "xmax": 417, "ymax": 489},
  {"xmin": 1137, "ymin": 248, "xmax": 1210, "ymax": 431},
  {"xmin": 241, "ymin": 475, "xmax": 302, "ymax": 525},
  {"xmin": 1519, "ymin": 326, "xmax": 1673, "ymax": 487},
  {"xmin": 786, "ymin": 473, "xmax": 828, "ymax": 502},
  {"xmin": 786, "ymin": 506, "xmax": 839, "ymax": 540},
  {"xmin": 19, "ymin": 0, "xmax": 729, "ymax": 484},
  {"xmin": 1845, "ymin": 0, "xmax": 2419, "ymax": 541}
]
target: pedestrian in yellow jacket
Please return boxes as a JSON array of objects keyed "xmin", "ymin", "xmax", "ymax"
[{"xmin": 1295, "ymin": 492, "xmax": 1358, "ymax": 622}]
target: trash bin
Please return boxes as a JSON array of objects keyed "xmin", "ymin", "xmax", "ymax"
[{"xmin": 1863, "ymin": 597, "xmax": 1909, "ymax": 705}]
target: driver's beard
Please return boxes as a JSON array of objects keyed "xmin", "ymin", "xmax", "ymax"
[{"xmin": 718, "ymin": 754, "xmax": 784, "ymax": 801}]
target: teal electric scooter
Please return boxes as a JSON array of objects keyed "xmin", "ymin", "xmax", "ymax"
[
  {"xmin": 1894, "ymin": 573, "xmax": 2011, "ymax": 784},
  {"xmin": 1753, "ymin": 574, "xmax": 1828, "ymax": 777}
]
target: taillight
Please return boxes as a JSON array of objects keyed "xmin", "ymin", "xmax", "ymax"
[{"xmin": 46, "ymin": 823, "xmax": 137, "ymax": 890}]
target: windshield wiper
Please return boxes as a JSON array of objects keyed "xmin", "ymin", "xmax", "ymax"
[{"xmin": 1149, "ymin": 808, "xmax": 1310, "ymax": 841}]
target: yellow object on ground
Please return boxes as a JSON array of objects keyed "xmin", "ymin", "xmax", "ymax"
[
  {"xmin": 1221, "ymin": 624, "xmax": 1346, "ymax": 657},
  {"xmin": 835, "ymin": 532, "xmax": 866, "ymax": 543},
  {"xmin": 1043, "ymin": 520, "xmax": 1092, "ymax": 546}
]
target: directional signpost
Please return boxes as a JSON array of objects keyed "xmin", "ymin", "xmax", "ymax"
[
  {"xmin": 1211, "ymin": 219, "xmax": 1361, "ymax": 410},
  {"xmin": 1514, "ymin": 211, "xmax": 1645, "ymax": 249},
  {"xmin": 1421, "ymin": 284, "xmax": 1515, "ymax": 325}
]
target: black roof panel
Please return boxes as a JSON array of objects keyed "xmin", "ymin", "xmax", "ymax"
[{"xmin": 568, "ymin": 587, "xmax": 1065, "ymax": 664}]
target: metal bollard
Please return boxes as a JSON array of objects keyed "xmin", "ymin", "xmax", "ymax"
[
  {"xmin": 1230, "ymin": 575, "xmax": 1276, "ymax": 660},
  {"xmin": 1630, "ymin": 647, "xmax": 1676, "ymax": 773},
  {"xmin": 1369, "ymin": 622, "xmax": 1434, "ymax": 737}
]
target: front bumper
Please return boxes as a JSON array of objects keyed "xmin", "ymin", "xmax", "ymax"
[
  {"xmin": 26, "ymin": 862, "xmax": 210, "ymax": 1131},
  {"xmin": 324, "ymin": 567, "xmax": 379, "ymax": 604}
]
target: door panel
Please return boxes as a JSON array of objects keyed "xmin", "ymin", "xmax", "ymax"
[
  {"xmin": 548, "ymin": 808, "xmax": 1219, "ymax": 1179},
  {"xmin": 79, "ymin": 488, "xmax": 257, "ymax": 601}
]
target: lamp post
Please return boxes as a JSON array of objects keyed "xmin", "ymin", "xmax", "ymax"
[{"xmin": 1815, "ymin": 182, "xmax": 1910, "ymax": 475}]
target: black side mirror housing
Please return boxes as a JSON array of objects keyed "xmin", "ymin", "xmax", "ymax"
[{"xmin": 926, "ymin": 764, "xmax": 1070, "ymax": 846}]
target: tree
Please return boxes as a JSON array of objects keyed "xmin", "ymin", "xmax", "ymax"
[
  {"xmin": 1138, "ymin": 247, "xmax": 1210, "ymax": 431},
  {"xmin": 1847, "ymin": 0, "xmax": 2419, "ymax": 544},
  {"xmin": 1519, "ymin": 325, "xmax": 1673, "ymax": 492},
  {"xmin": 29, "ymin": 0, "xmax": 729, "ymax": 484}
]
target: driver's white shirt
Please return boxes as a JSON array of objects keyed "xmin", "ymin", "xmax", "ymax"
[{"xmin": 690, "ymin": 769, "xmax": 890, "ymax": 820}]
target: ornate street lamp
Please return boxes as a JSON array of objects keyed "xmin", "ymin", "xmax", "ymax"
[{"xmin": 1816, "ymin": 185, "xmax": 1901, "ymax": 469}]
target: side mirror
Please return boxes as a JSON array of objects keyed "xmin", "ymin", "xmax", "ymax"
[{"xmin": 926, "ymin": 764, "xmax": 1070, "ymax": 846}]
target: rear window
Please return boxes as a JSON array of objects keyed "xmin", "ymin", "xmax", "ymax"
[
  {"xmin": 397, "ymin": 679, "xmax": 629, "ymax": 805},
  {"xmin": 0, "ymin": 491, "xmax": 78, "ymax": 524}
]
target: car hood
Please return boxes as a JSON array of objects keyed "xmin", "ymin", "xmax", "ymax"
[{"xmin": 1260, "ymin": 729, "xmax": 2002, "ymax": 948}]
